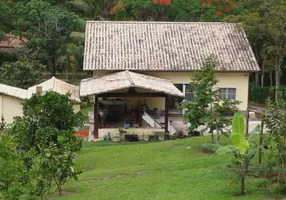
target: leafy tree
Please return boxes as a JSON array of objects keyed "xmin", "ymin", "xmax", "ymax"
[
  {"xmin": 11, "ymin": 91, "xmax": 84, "ymax": 151},
  {"xmin": 0, "ymin": 0, "xmax": 15, "ymax": 40},
  {"xmin": 0, "ymin": 60, "xmax": 45, "ymax": 89},
  {"xmin": 225, "ymin": 0, "xmax": 286, "ymax": 101},
  {"xmin": 264, "ymin": 98, "xmax": 286, "ymax": 192},
  {"xmin": 35, "ymin": 128, "xmax": 81, "ymax": 196},
  {"xmin": 183, "ymin": 56, "xmax": 218, "ymax": 131},
  {"xmin": 9, "ymin": 91, "xmax": 84, "ymax": 198},
  {"xmin": 13, "ymin": 0, "xmax": 85, "ymax": 76},
  {"xmin": 57, "ymin": 32, "xmax": 85, "ymax": 83},
  {"xmin": 69, "ymin": 0, "xmax": 114, "ymax": 20},
  {"xmin": 0, "ymin": 131, "xmax": 34, "ymax": 200},
  {"xmin": 216, "ymin": 112, "xmax": 260, "ymax": 195},
  {"xmin": 206, "ymin": 98, "xmax": 239, "ymax": 144},
  {"xmin": 182, "ymin": 55, "xmax": 239, "ymax": 143}
]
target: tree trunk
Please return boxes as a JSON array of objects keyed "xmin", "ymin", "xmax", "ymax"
[
  {"xmin": 47, "ymin": 59, "xmax": 53, "ymax": 77},
  {"xmin": 270, "ymin": 71, "xmax": 273, "ymax": 86},
  {"xmin": 52, "ymin": 58, "xmax": 56, "ymax": 77},
  {"xmin": 258, "ymin": 120, "xmax": 264, "ymax": 165},
  {"xmin": 216, "ymin": 127, "xmax": 219, "ymax": 144},
  {"xmin": 58, "ymin": 184, "xmax": 62, "ymax": 196},
  {"xmin": 275, "ymin": 68, "xmax": 281, "ymax": 103},
  {"xmin": 241, "ymin": 176, "xmax": 245, "ymax": 195},
  {"xmin": 48, "ymin": 58, "xmax": 57, "ymax": 77},
  {"xmin": 278, "ymin": 158, "xmax": 284, "ymax": 184},
  {"xmin": 255, "ymin": 72, "xmax": 260, "ymax": 86},
  {"xmin": 65, "ymin": 60, "xmax": 69, "ymax": 81},
  {"xmin": 211, "ymin": 132, "xmax": 214, "ymax": 144},
  {"xmin": 261, "ymin": 64, "xmax": 265, "ymax": 87}
]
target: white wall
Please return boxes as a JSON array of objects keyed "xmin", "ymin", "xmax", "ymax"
[
  {"xmin": 94, "ymin": 71, "xmax": 250, "ymax": 111},
  {"xmin": 0, "ymin": 95, "xmax": 80, "ymax": 125},
  {"xmin": 0, "ymin": 95, "xmax": 23, "ymax": 124}
]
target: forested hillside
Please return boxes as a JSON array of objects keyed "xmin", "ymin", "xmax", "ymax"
[{"xmin": 0, "ymin": 0, "xmax": 285, "ymax": 89}]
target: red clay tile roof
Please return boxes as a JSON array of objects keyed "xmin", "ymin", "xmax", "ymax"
[{"xmin": 0, "ymin": 33, "xmax": 27, "ymax": 48}]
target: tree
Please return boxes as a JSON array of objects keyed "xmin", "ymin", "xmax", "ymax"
[
  {"xmin": 264, "ymin": 98, "xmax": 286, "ymax": 191},
  {"xmin": 216, "ymin": 112, "xmax": 259, "ymax": 195},
  {"xmin": 9, "ymin": 91, "xmax": 84, "ymax": 198},
  {"xmin": 11, "ymin": 91, "xmax": 84, "ymax": 151},
  {"xmin": 225, "ymin": 0, "xmax": 286, "ymax": 101},
  {"xmin": 206, "ymin": 98, "xmax": 239, "ymax": 144},
  {"xmin": 182, "ymin": 56, "xmax": 239, "ymax": 143},
  {"xmin": 0, "ymin": 131, "xmax": 34, "ymax": 200},
  {"xmin": 14, "ymin": 0, "xmax": 85, "ymax": 76},
  {"xmin": 0, "ymin": 60, "xmax": 45, "ymax": 89},
  {"xmin": 183, "ymin": 56, "xmax": 218, "ymax": 131},
  {"xmin": 35, "ymin": 128, "xmax": 81, "ymax": 196},
  {"xmin": 72, "ymin": 0, "xmax": 239, "ymax": 22},
  {"xmin": 0, "ymin": 0, "xmax": 15, "ymax": 40},
  {"xmin": 69, "ymin": 0, "xmax": 114, "ymax": 20}
]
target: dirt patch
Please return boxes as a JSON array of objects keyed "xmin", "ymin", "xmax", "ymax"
[
  {"xmin": 199, "ymin": 147, "xmax": 215, "ymax": 154},
  {"xmin": 83, "ymin": 166, "xmax": 93, "ymax": 172},
  {"xmin": 49, "ymin": 189, "xmax": 76, "ymax": 198},
  {"xmin": 99, "ymin": 169, "xmax": 150, "ymax": 181}
]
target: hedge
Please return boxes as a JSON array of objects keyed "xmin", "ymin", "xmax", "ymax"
[{"xmin": 249, "ymin": 84, "xmax": 286, "ymax": 103}]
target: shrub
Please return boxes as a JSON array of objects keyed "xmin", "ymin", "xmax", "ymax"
[{"xmin": 249, "ymin": 84, "xmax": 286, "ymax": 103}]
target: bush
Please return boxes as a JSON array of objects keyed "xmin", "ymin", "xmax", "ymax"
[
  {"xmin": 249, "ymin": 84, "xmax": 286, "ymax": 103},
  {"xmin": 9, "ymin": 91, "xmax": 84, "ymax": 199}
]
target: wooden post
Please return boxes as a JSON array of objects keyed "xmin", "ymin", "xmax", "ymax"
[
  {"xmin": 94, "ymin": 95, "xmax": 99, "ymax": 139},
  {"xmin": 165, "ymin": 95, "xmax": 169, "ymax": 134},
  {"xmin": 245, "ymin": 109, "xmax": 249, "ymax": 136},
  {"xmin": 259, "ymin": 119, "xmax": 264, "ymax": 165}
]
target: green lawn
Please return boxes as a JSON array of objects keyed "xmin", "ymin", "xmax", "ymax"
[{"xmin": 51, "ymin": 136, "xmax": 281, "ymax": 200}]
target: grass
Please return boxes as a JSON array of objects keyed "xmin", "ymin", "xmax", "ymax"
[{"xmin": 51, "ymin": 136, "xmax": 282, "ymax": 200}]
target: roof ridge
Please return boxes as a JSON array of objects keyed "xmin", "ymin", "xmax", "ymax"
[
  {"xmin": 125, "ymin": 70, "xmax": 135, "ymax": 86},
  {"xmin": 86, "ymin": 21, "xmax": 234, "ymax": 25}
]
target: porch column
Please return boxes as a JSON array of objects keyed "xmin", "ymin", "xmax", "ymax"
[
  {"xmin": 165, "ymin": 95, "xmax": 169, "ymax": 134},
  {"xmin": 94, "ymin": 95, "xmax": 99, "ymax": 139}
]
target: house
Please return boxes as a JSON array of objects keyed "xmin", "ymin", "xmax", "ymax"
[
  {"xmin": 0, "ymin": 77, "xmax": 81, "ymax": 124},
  {"xmin": 28, "ymin": 76, "xmax": 81, "ymax": 113},
  {"xmin": 0, "ymin": 84, "xmax": 32, "ymax": 124},
  {"xmin": 80, "ymin": 21, "xmax": 260, "ymax": 139},
  {"xmin": 0, "ymin": 33, "xmax": 27, "ymax": 52}
]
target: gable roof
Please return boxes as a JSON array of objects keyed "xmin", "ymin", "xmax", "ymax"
[
  {"xmin": 28, "ymin": 77, "xmax": 81, "ymax": 102},
  {"xmin": 84, "ymin": 21, "xmax": 259, "ymax": 72},
  {"xmin": 0, "ymin": 83, "xmax": 32, "ymax": 100},
  {"xmin": 80, "ymin": 70, "xmax": 184, "ymax": 97}
]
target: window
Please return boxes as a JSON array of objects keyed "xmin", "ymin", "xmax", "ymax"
[
  {"xmin": 219, "ymin": 88, "xmax": 236, "ymax": 100},
  {"xmin": 169, "ymin": 84, "xmax": 183, "ymax": 110},
  {"xmin": 184, "ymin": 84, "xmax": 195, "ymax": 101}
]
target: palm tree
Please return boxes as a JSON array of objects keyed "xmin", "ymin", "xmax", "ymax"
[{"xmin": 68, "ymin": 0, "xmax": 114, "ymax": 20}]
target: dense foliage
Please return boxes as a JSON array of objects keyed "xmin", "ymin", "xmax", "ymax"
[
  {"xmin": 264, "ymin": 98, "xmax": 286, "ymax": 192},
  {"xmin": 215, "ymin": 112, "xmax": 259, "ymax": 195},
  {"xmin": 0, "ymin": 60, "xmax": 44, "ymax": 89},
  {"xmin": 249, "ymin": 84, "xmax": 286, "ymax": 104},
  {"xmin": 0, "ymin": 92, "xmax": 84, "ymax": 199},
  {"xmin": 11, "ymin": 91, "xmax": 84, "ymax": 152},
  {"xmin": 0, "ymin": 0, "xmax": 285, "ymax": 90},
  {"xmin": 182, "ymin": 55, "xmax": 239, "ymax": 143}
]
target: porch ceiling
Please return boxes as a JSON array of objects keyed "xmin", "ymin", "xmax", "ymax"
[{"xmin": 80, "ymin": 70, "xmax": 184, "ymax": 97}]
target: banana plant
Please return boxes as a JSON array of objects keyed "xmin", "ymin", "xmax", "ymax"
[{"xmin": 215, "ymin": 112, "xmax": 260, "ymax": 195}]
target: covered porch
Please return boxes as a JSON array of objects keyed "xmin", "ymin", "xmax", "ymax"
[{"xmin": 80, "ymin": 71, "xmax": 184, "ymax": 140}]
